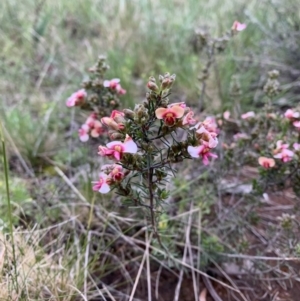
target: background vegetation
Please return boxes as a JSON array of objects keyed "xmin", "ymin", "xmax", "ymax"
[{"xmin": 1, "ymin": 0, "xmax": 300, "ymax": 300}]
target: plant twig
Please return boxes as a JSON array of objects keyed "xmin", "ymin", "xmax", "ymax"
[{"xmin": 0, "ymin": 120, "xmax": 19, "ymax": 293}]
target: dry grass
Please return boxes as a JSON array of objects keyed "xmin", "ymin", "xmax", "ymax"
[{"xmin": 0, "ymin": 228, "xmax": 78, "ymax": 301}]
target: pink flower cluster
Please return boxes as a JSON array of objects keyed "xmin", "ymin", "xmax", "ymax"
[
  {"xmin": 78, "ymin": 113, "xmax": 104, "ymax": 142},
  {"xmin": 154, "ymin": 103, "xmax": 218, "ymax": 165},
  {"xmin": 187, "ymin": 117, "xmax": 219, "ymax": 165},
  {"xmin": 66, "ymin": 89, "xmax": 87, "ymax": 107},
  {"xmin": 258, "ymin": 140, "xmax": 299, "ymax": 168},
  {"xmin": 92, "ymin": 164, "xmax": 125, "ymax": 194},
  {"xmin": 284, "ymin": 109, "xmax": 300, "ymax": 130},
  {"xmin": 104, "ymin": 78, "xmax": 126, "ymax": 95},
  {"xmin": 94, "ymin": 134, "xmax": 137, "ymax": 193}
]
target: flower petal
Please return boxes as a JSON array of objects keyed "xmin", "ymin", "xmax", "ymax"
[
  {"xmin": 155, "ymin": 108, "xmax": 167, "ymax": 119},
  {"xmin": 107, "ymin": 141, "xmax": 123, "ymax": 148},
  {"xmin": 123, "ymin": 139, "xmax": 138, "ymax": 154},
  {"xmin": 99, "ymin": 183, "xmax": 110, "ymax": 194},
  {"xmin": 187, "ymin": 145, "xmax": 201, "ymax": 158},
  {"xmin": 79, "ymin": 134, "xmax": 89, "ymax": 142},
  {"xmin": 170, "ymin": 106, "xmax": 185, "ymax": 118},
  {"xmin": 113, "ymin": 151, "xmax": 121, "ymax": 161}
]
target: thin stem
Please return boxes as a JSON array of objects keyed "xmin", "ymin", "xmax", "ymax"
[
  {"xmin": 199, "ymin": 41, "xmax": 215, "ymax": 111},
  {"xmin": 0, "ymin": 121, "xmax": 19, "ymax": 293},
  {"xmin": 147, "ymin": 154, "xmax": 156, "ymax": 230},
  {"xmin": 146, "ymin": 152, "xmax": 169, "ymax": 254}
]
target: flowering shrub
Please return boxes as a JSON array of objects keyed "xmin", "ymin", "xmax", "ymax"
[
  {"xmin": 67, "ymin": 64, "xmax": 219, "ymax": 237},
  {"xmin": 66, "ymin": 56, "xmax": 127, "ymax": 142},
  {"xmin": 195, "ymin": 21, "xmax": 246, "ymax": 109},
  {"xmin": 220, "ymin": 70, "xmax": 300, "ymax": 196}
]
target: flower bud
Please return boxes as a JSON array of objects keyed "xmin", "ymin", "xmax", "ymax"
[
  {"xmin": 147, "ymin": 81, "xmax": 159, "ymax": 92},
  {"xmin": 123, "ymin": 109, "xmax": 135, "ymax": 119},
  {"xmin": 114, "ymin": 115, "xmax": 126, "ymax": 124},
  {"xmin": 101, "ymin": 117, "xmax": 119, "ymax": 131}
]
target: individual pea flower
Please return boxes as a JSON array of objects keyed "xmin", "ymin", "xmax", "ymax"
[
  {"xmin": 101, "ymin": 164, "xmax": 125, "ymax": 182},
  {"xmin": 101, "ymin": 117, "xmax": 120, "ymax": 131},
  {"xmin": 115, "ymin": 84, "xmax": 126, "ymax": 95},
  {"xmin": 168, "ymin": 102, "xmax": 187, "ymax": 109},
  {"xmin": 258, "ymin": 157, "xmax": 275, "ymax": 169},
  {"xmin": 233, "ymin": 132, "xmax": 250, "ymax": 141},
  {"xmin": 187, "ymin": 141, "xmax": 218, "ymax": 165},
  {"xmin": 84, "ymin": 113, "xmax": 105, "ymax": 138},
  {"xmin": 102, "ymin": 110, "xmax": 126, "ymax": 132},
  {"xmin": 78, "ymin": 124, "xmax": 90, "ymax": 142},
  {"xmin": 231, "ymin": 21, "xmax": 247, "ymax": 33},
  {"xmin": 182, "ymin": 110, "xmax": 197, "ymax": 126},
  {"xmin": 155, "ymin": 105, "xmax": 185, "ymax": 126},
  {"xmin": 293, "ymin": 121, "xmax": 300, "ymax": 130},
  {"xmin": 284, "ymin": 109, "xmax": 300, "ymax": 120},
  {"xmin": 273, "ymin": 140, "xmax": 289, "ymax": 155},
  {"xmin": 92, "ymin": 173, "xmax": 110, "ymax": 194},
  {"xmin": 103, "ymin": 78, "xmax": 121, "ymax": 89},
  {"xmin": 273, "ymin": 148, "xmax": 294, "ymax": 163},
  {"xmin": 98, "ymin": 135, "xmax": 138, "ymax": 161},
  {"xmin": 109, "ymin": 165, "xmax": 125, "ymax": 182},
  {"xmin": 103, "ymin": 78, "xmax": 126, "ymax": 95},
  {"xmin": 195, "ymin": 125, "xmax": 218, "ymax": 148},
  {"xmin": 223, "ymin": 111, "xmax": 231, "ymax": 120},
  {"xmin": 293, "ymin": 143, "xmax": 300, "ymax": 151},
  {"xmin": 201, "ymin": 116, "xmax": 219, "ymax": 134},
  {"xmin": 66, "ymin": 89, "xmax": 87, "ymax": 107},
  {"xmin": 241, "ymin": 111, "xmax": 255, "ymax": 120}
]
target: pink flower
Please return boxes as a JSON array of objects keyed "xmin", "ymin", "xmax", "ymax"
[
  {"xmin": 90, "ymin": 120, "xmax": 104, "ymax": 138},
  {"xmin": 233, "ymin": 133, "xmax": 249, "ymax": 141},
  {"xmin": 101, "ymin": 164, "xmax": 125, "ymax": 182},
  {"xmin": 258, "ymin": 157, "xmax": 275, "ymax": 169},
  {"xmin": 103, "ymin": 79, "xmax": 126, "ymax": 95},
  {"xmin": 85, "ymin": 113, "xmax": 97, "ymax": 128},
  {"xmin": 196, "ymin": 126, "xmax": 218, "ymax": 148},
  {"xmin": 109, "ymin": 165, "xmax": 124, "ymax": 182},
  {"xmin": 78, "ymin": 124, "xmax": 89, "ymax": 142},
  {"xmin": 81, "ymin": 114, "xmax": 105, "ymax": 140},
  {"xmin": 241, "ymin": 111, "xmax": 255, "ymax": 120},
  {"xmin": 110, "ymin": 110, "xmax": 125, "ymax": 119},
  {"xmin": 155, "ymin": 105, "xmax": 185, "ymax": 126},
  {"xmin": 273, "ymin": 140, "xmax": 289, "ymax": 154},
  {"xmin": 115, "ymin": 84, "xmax": 126, "ymax": 95},
  {"xmin": 103, "ymin": 78, "xmax": 120, "ymax": 89},
  {"xmin": 182, "ymin": 111, "xmax": 197, "ymax": 126},
  {"xmin": 101, "ymin": 117, "xmax": 120, "ymax": 131},
  {"xmin": 223, "ymin": 111, "xmax": 231, "ymax": 120},
  {"xmin": 187, "ymin": 142, "xmax": 218, "ymax": 165},
  {"xmin": 98, "ymin": 135, "xmax": 138, "ymax": 161},
  {"xmin": 274, "ymin": 149, "xmax": 294, "ymax": 162},
  {"xmin": 98, "ymin": 146, "xmax": 114, "ymax": 159},
  {"xmin": 293, "ymin": 143, "xmax": 300, "ymax": 151},
  {"xmin": 293, "ymin": 121, "xmax": 300, "ymax": 130},
  {"xmin": 202, "ymin": 117, "xmax": 218, "ymax": 133},
  {"xmin": 66, "ymin": 89, "xmax": 87, "ymax": 107},
  {"xmin": 232, "ymin": 21, "xmax": 247, "ymax": 32},
  {"xmin": 284, "ymin": 109, "xmax": 300, "ymax": 120},
  {"xmin": 168, "ymin": 102, "xmax": 187, "ymax": 109},
  {"xmin": 92, "ymin": 173, "xmax": 110, "ymax": 194}
]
